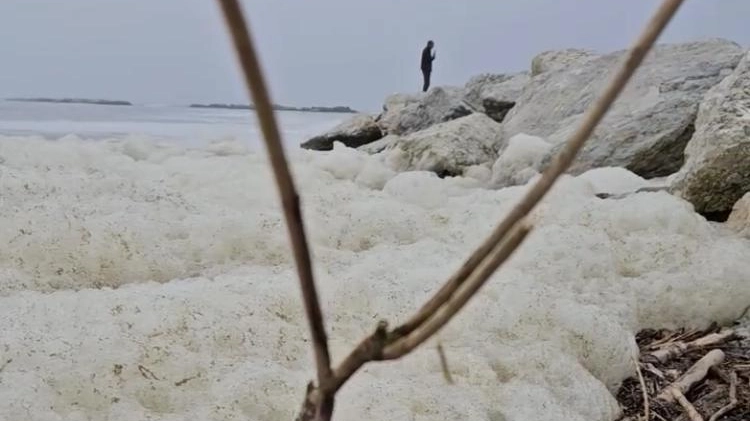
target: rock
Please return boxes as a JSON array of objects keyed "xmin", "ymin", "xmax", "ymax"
[
  {"xmin": 669, "ymin": 52, "xmax": 750, "ymax": 216},
  {"xmin": 377, "ymin": 86, "xmax": 475, "ymax": 136},
  {"xmin": 301, "ymin": 114, "xmax": 383, "ymax": 151},
  {"xmin": 490, "ymin": 133, "xmax": 551, "ymax": 188},
  {"xmin": 727, "ymin": 193, "xmax": 750, "ymax": 237},
  {"xmin": 530, "ymin": 48, "xmax": 597, "ymax": 76},
  {"xmin": 358, "ymin": 135, "xmax": 398, "ymax": 155},
  {"xmin": 505, "ymin": 39, "xmax": 744, "ymax": 179},
  {"xmin": 464, "ymin": 72, "xmax": 530, "ymax": 123},
  {"xmin": 463, "ymin": 73, "xmax": 516, "ymax": 109},
  {"xmin": 387, "ymin": 113, "xmax": 503, "ymax": 177}
]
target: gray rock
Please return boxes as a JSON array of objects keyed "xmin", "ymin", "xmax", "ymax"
[
  {"xmin": 505, "ymin": 39, "xmax": 744, "ymax": 179},
  {"xmin": 464, "ymin": 72, "xmax": 530, "ymax": 123},
  {"xmin": 376, "ymin": 86, "xmax": 475, "ymax": 136},
  {"xmin": 301, "ymin": 114, "xmax": 383, "ymax": 151},
  {"xmin": 669, "ymin": 52, "xmax": 750, "ymax": 215},
  {"xmin": 357, "ymin": 135, "xmax": 398, "ymax": 155},
  {"xmin": 388, "ymin": 113, "xmax": 503, "ymax": 177},
  {"xmin": 727, "ymin": 193, "xmax": 750, "ymax": 237},
  {"xmin": 530, "ymin": 48, "xmax": 597, "ymax": 76},
  {"xmin": 463, "ymin": 73, "xmax": 516, "ymax": 109}
]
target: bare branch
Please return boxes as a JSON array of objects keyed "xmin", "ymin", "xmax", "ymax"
[
  {"xmin": 326, "ymin": 321, "xmax": 389, "ymax": 394},
  {"xmin": 646, "ymin": 329, "xmax": 735, "ymax": 364},
  {"xmin": 215, "ymin": 0, "xmax": 687, "ymax": 419},
  {"xmin": 672, "ymin": 389, "xmax": 704, "ymax": 421},
  {"xmin": 657, "ymin": 349, "xmax": 725, "ymax": 402},
  {"xmin": 215, "ymin": 0, "xmax": 333, "ymax": 399},
  {"xmin": 708, "ymin": 371, "xmax": 738, "ymax": 421},
  {"xmin": 395, "ymin": 0, "xmax": 687, "ymax": 339}
]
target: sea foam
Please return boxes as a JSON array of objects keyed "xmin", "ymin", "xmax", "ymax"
[{"xmin": 0, "ymin": 134, "xmax": 748, "ymax": 421}]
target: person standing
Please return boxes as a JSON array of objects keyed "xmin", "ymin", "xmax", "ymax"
[{"xmin": 420, "ymin": 40, "xmax": 436, "ymax": 92}]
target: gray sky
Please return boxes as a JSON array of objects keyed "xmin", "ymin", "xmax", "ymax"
[{"xmin": 0, "ymin": 0, "xmax": 748, "ymax": 113}]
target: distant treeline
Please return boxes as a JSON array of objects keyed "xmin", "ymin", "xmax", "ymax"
[
  {"xmin": 6, "ymin": 98, "xmax": 133, "ymax": 106},
  {"xmin": 189, "ymin": 103, "xmax": 357, "ymax": 113},
  {"xmin": 4, "ymin": 97, "xmax": 357, "ymax": 113}
]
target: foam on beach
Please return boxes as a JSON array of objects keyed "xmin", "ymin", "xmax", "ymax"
[{"xmin": 0, "ymin": 134, "xmax": 749, "ymax": 421}]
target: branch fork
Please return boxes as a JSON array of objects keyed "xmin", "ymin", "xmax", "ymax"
[{"xmin": 215, "ymin": 0, "xmax": 687, "ymax": 419}]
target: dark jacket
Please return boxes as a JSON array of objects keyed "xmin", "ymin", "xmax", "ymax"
[{"xmin": 421, "ymin": 46, "xmax": 434, "ymax": 71}]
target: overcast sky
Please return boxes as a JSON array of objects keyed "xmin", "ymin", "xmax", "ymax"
[{"xmin": 0, "ymin": 0, "xmax": 748, "ymax": 113}]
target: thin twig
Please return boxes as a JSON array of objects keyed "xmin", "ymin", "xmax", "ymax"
[
  {"xmin": 436, "ymin": 342, "xmax": 454, "ymax": 385},
  {"xmin": 634, "ymin": 355, "xmax": 650, "ymax": 421},
  {"xmin": 138, "ymin": 364, "xmax": 159, "ymax": 380},
  {"xmin": 708, "ymin": 371, "xmax": 738, "ymax": 421},
  {"xmin": 653, "ymin": 412, "xmax": 668, "ymax": 421},
  {"xmin": 215, "ymin": 0, "xmax": 333, "ymax": 414},
  {"xmin": 393, "ymin": 0, "xmax": 686, "ymax": 340},
  {"xmin": 734, "ymin": 304, "xmax": 750, "ymax": 321},
  {"xmin": 672, "ymin": 389, "xmax": 704, "ymax": 421},
  {"xmin": 643, "ymin": 362, "xmax": 666, "ymax": 379}
]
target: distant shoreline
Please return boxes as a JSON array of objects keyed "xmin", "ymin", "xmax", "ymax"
[
  {"xmin": 4, "ymin": 97, "xmax": 358, "ymax": 113},
  {"xmin": 189, "ymin": 103, "xmax": 357, "ymax": 113},
  {"xmin": 6, "ymin": 98, "xmax": 133, "ymax": 106}
]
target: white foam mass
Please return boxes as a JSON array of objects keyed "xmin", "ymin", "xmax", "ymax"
[
  {"xmin": 490, "ymin": 133, "xmax": 551, "ymax": 188},
  {"xmin": 575, "ymin": 167, "xmax": 650, "ymax": 196},
  {"xmin": 1, "ymin": 134, "xmax": 749, "ymax": 421}
]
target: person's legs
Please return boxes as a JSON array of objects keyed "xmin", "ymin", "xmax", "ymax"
[{"xmin": 422, "ymin": 70, "xmax": 431, "ymax": 92}]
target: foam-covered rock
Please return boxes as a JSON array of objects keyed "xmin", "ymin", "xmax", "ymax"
[
  {"xmin": 728, "ymin": 193, "xmax": 750, "ymax": 237},
  {"xmin": 377, "ymin": 87, "xmax": 474, "ymax": 136},
  {"xmin": 508, "ymin": 39, "xmax": 744, "ymax": 178},
  {"xmin": 669, "ymin": 52, "xmax": 750, "ymax": 215},
  {"xmin": 387, "ymin": 113, "xmax": 503, "ymax": 177},
  {"xmin": 301, "ymin": 114, "xmax": 383, "ymax": 151},
  {"xmin": 490, "ymin": 133, "xmax": 551, "ymax": 188}
]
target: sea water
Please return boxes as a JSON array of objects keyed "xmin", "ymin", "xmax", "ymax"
[{"xmin": 0, "ymin": 101, "xmax": 749, "ymax": 421}]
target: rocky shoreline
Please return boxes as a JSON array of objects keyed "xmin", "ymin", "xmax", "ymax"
[{"xmin": 301, "ymin": 38, "xmax": 750, "ymax": 229}]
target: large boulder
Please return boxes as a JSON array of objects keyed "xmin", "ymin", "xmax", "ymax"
[
  {"xmin": 669, "ymin": 52, "xmax": 750, "ymax": 216},
  {"xmin": 505, "ymin": 39, "xmax": 744, "ymax": 179},
  {"xmin": 386, "ymin": 113, "xmax": 503, "ymax": 177},
  {"xmin": 727, "ymin": 193, "xmax": 750, "ymax": 237},
  {"xmin": 464, "ymin": 72, "xmax": 530, "ymax": 123},
  {"xmin": 376, "ymin": 86, "xmax": 475, "ymax": 136},
  {"xmin": 301, "ymin": 114, "xmax": 383, "ymax": 151}
]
